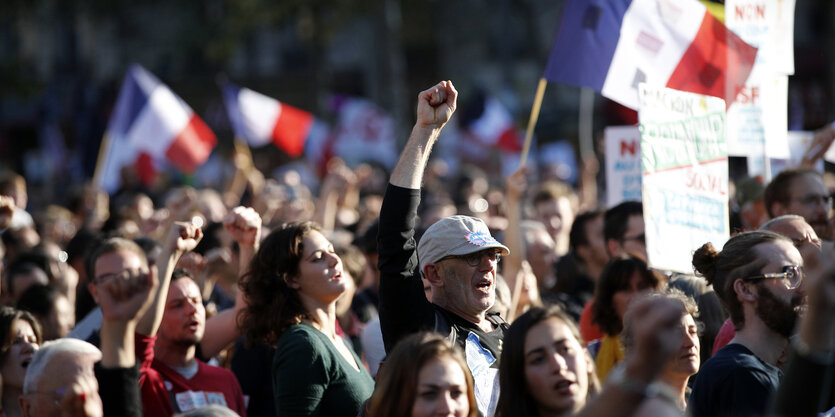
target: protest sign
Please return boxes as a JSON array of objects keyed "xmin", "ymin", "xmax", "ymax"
[
  {"xmin": 605, "ymin": 126, "xmax": 642, "ymax": 208},
  {"xmin": 639, "ymin": 84, "xmax": 730, "ymax": 273},
  {"xmin": 724, "ymin": 0, "xmax": 795, "ymax": 166}
]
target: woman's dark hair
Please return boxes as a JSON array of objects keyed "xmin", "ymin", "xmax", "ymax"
[
  {"xmin": 496, "ymin": 306, "xmax": 600, "ymax": 417},
  {"xmin": 0, "ymin": 307, "xmax": 42, "ymax": 362},
  {"xmin": 238, "ymin": 221, "xmax": 319, "ymax": 346},
  {"xmin": 692, "ymin": 230, "xmax": 788, "ymax": 330},
  {"xmin": 367, "ymin": 332, "xmax": 476, "ymax": 417},
  {"xmin": 592, "ymin": 255, "xmax": 663, "ymax": 336}
]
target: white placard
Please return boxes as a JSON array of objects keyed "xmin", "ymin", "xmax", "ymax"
[
  {"xmin": 638, "ymin": 84, "xmax": 730, "ymax": 273},
  {"xmin": 605, "ymin": 126, "xmax": 643, "ymax": 208}
]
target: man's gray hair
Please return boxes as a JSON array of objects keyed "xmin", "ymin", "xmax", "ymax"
[
  {"xmin": 760, "ymin": 214, "xmax": 805, "ymax": 231},
  {"xmin": 23, "ymin": 338, "xmax": 101, "ymax": 394}
]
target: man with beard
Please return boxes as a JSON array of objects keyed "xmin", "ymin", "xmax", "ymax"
[
  {"xmin": 688, "ymin": 230, "xmax": 805, "ymax": 417},
  {"xmin": 146, "ymin": 269, "xmax": 246, "ymax": 416},
  {"xmin": 89, "ymin": 223, "xmax": 246, "ymax": 416},
  {"xmin": 764, "ymin": 168, "xmax": 831, "ymax": 241}
]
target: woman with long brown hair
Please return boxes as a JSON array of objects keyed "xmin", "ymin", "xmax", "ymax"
[
  {"xmin": 238, "ymin": 221, "xmax": 373, "ymax": 417},
  {"xmin": 366, "ymin": 332, "xmax": 477, "ymax": 417}
]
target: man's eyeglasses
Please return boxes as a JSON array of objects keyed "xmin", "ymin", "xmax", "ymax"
[
  {"xmin": 741, "ymin": 265, "xmax": 804, "ymax": 289},
  {"xmin": 94, "ymin": 268, "xmax": 148, "ymax": 285},
  {"xmin": 438, "ymin": 249, "xmax": 502, "ymax": 267},
  {"xmin": 792, "ymin": 194, "xmax": 833, "ymax": 207}
]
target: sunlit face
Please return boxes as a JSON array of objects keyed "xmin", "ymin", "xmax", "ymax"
[
  {"xmin": 527, "ymin": 229, "xmax": 557, "ymax": 286},
  {"xmin": 436, "ymin": 250, "xmax": 498, "ymax": 320},
  {"xmin": 411, "ymin": 356, "xmax": 470, "ymax": 417},
  {"xmin": 291, "ymin": 231, "xmax": 346, "ymax": 304},
  {"xmin": 662, "ymin": 313, "xmax": 700, "ymax": 379},
  {"xmin": 535, "ymin": 198, "xmax": 575, "ymax": 242},
  {"xmin": 612, "ymin": 271, "xmax": 652, "ymax": 321},
  {"xmin": 158, "ymin": 278, "xmax": 205, "ymax": 347},
  {"xmin": 749, "ymin": 240, "xmax": 805, "ymax": 338},
  {"xmin": 782, "ymin": 174, "xmax": 830, "ymax": 239},
  {"xmin": 766, "ymin": 218, "xmax": 821, "ymax": 269},
  {"xmin": 0, "ymin": 319, "xmax": 38, "ymax": 390},
  {"xmin": 524, "ymin": 317, "xmax": 591, "ymax": 415}
]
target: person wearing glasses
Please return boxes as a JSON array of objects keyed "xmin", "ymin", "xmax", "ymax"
[
  {"xmin": 688, "ymin": 230, "xmax": 805, "ymax": 417},
  {"xmin": 378, "ymin": 81, "xmax": 510, "ymax": 417},
  {"xmin": 764, "ymin": 168, "xmax": 832, "ymax": 241},
  {"xmin": 578, "ymin": 201, "xmax": 646, "ymax": 349}
]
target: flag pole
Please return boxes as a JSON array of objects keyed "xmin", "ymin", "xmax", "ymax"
[
  {"xmin": 92, "ymin": 132, "xmax": 113, "ymax": 189},
  {"xmin": 520, "ymin": 78, "xmax": 548, "ymax": 168}
]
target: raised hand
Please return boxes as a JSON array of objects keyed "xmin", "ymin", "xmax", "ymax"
[
  {"xmin": 96, "ymin": 268, "xmax": 156, "ymax": 323},
  {"xmin": 622, "ymin": 295, "xmax": 685, "ymax": 383},
  {"xmin": 505, "ymin": 167, "xmax": 528, "ymax": 201},
  {"xmin": 223, "ymin": 206, "xmax": 262, "ymax": 250},
  {"xmin": 163, "ymin": 221, "xmax": 203, "ymax": 256},
  {"xmin": 416, "ymin": 81, "xmax": 458, "ymax": 129}
]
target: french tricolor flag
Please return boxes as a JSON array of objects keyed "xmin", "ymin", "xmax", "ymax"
[
  {"xmin": 96, "ymin": 64, "xmax": 216, "ymax": 192},
  {"xmin": 544, "ymin": 0, "xmax": 758, "ymax": 110},
  {"xmin": 222, "ymin": 83, "xmax": 315, "ymax": 157}
]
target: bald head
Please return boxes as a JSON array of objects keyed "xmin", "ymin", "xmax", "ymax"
[{"xmin": 761, "ymin": 215, "xmax": 821, "ymax": 268}]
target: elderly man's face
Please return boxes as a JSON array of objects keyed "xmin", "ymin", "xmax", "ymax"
[{"xmin": 20, "ymin": 351, "xmax": 102, "ymax": 417}]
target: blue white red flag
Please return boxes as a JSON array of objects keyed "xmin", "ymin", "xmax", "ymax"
[
  {"xmin": 97, "ymin": 64, "xmax": 216, "ymax": 192},
  {"xmin": 544, "ymin": 0, "xmax": 757, "ymax": 109},
  {"xmin": 221, "ymin": 83, "xmax": 317, "ymax": 158}
]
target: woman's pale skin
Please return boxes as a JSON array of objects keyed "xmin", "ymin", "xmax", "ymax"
[
  {"xmin": 524, "ymin": 317, "xmax": 592, "ymax": 417},
  {"xmin": 290, "ymin": 230, "xmax": 361, "ymax": 371},
  {"xmin": 1, "ymin": 319, "xmax": 39, "ymax": 417},
  {"xmin": 412, "ymin": 355, "xmax": 470, "ymax": 417}
]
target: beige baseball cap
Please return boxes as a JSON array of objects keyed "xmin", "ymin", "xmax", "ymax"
[{"xmin": 418, "ymin": 215, "xmax": 509, "ymax": 272}]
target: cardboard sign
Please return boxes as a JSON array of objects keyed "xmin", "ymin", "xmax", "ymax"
[
  {"xmin": 605, "ymin": 126, "xmax": 643, "ymax": 208},
  {"xmin": 638, "ymin": 84, "xmax": 730, "ymax": 273}
]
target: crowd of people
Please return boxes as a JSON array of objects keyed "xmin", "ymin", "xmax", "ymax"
[{"xmin": 0, "ymin": 80, "xmax": 833, "ymax": 417}]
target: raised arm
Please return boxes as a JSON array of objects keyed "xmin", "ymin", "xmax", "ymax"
[
  {"xmin": 200, "ymin": 206, "xmax": 262, "ymax": 358},
  {"xmin": 503, "ymin": 167, "xmax": 527, "ymax": 313},
  {"xmin": 136, "ymin": 222, "xmax": 202, "ymax": 336},
  {"xmin": 389, "ymin": 80, "xmax": 458, "ymax": 189},
  {"xmin": 95, "ymin": 256, "xmax": 156, "ymax": 417}
]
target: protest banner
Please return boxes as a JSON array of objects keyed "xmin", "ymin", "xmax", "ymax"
[
  {"xmin": 767, "ymin": 131, "xmax": 824, "ymax": 176},
  {"xmin": 638, "ymin": 84, "xmax": 730, "ymax": 273},
  {"xmin": 724, "ymin": 0, "xmax": 795, "ymax": 171},
  {"xmin": 605, "ymin": 126, "xmax": 642, "ymax": 207}
]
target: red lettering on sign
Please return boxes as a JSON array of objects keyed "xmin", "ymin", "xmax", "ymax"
[
  {"xmin": 736, "ymin": 86, "xmax": 760, "ymax": 105},
  {"xmin": 685, "ymin": 169, "xmax": 727, "ymax": 196},
  {"xmin": 620, "ymin": 140, "xmax": 638, "ymax": 156},
  {"xmin": 735, "ymin": 4, "xmax": 765, "ymax": 20}
]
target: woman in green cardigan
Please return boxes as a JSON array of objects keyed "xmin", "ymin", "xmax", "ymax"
[{"xmin": 239, "ymin": 221, "xmax": 374, "ymax": 417}]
